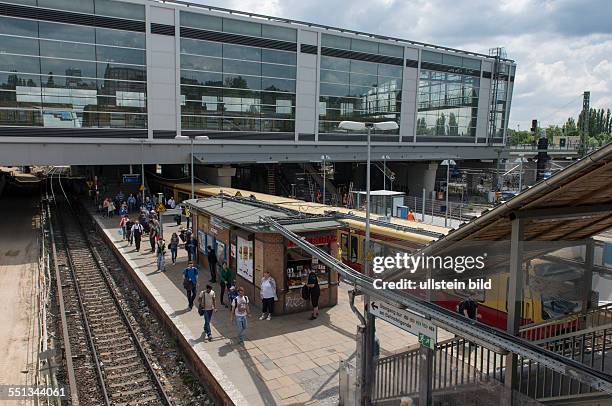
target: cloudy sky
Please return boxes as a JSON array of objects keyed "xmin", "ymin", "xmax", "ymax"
[{"xmin": 187, "ymin": 0, "xmax": 612, "ymax": 131}]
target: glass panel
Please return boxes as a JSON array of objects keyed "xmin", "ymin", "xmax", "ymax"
[
  {"xmin": 181, "ymin": 70, "xmax": 223, "ymax": 87},
  {"xmin": 223, "ymin": 74, "xmax": 260, "ymax": 90},
  {"xmin": 97, "ymin": 63, "xmax": 146, "ymax": 81},
  {"xmin": 181, "ymin": 55, "xmax": 222, "ymax": 72},
  {"xmin": 260, "ymin": 91, "xmax": 295, "ymax": 107},
  {"xmin": 0, "ymin": 16, "xmax": 38, "ymax": 37},
  {"xmin": 181, "ymin": 12, "xmax": 223, "ymax": 31},
  {"xmin": 321, "ymin": 56, "xmax": 350, "ymax": 72},
  {"xmin": 0, "ymin": 72, "xmax": 40, "ymax": 89},
  {"xmin": 320, "ymin": 82, "xmax": 349, "ymax": 97},
  {"xmin": 180, "ymin": 38, "xmax": 222, "ymax": 57},
  {"xmin": 39, "ymin": 22, "xmax": 95, "ymax": 44},
  {"xmin": 379, "ymin": 43, "xmax": 403, "ymax": 58},
  {"xmin": 96, "ymin": 46, "xmax": 145, "ymax": 65},
  {"xmin": 97, "ymin": 79, "xmax": 146, "ymax": 95},
  {"xmin": 261, "ymin": 25, "xmax": 296, "ymax": 42},
  {"xmin": 261, "ymin": 119, "xmax": 294, "ymax": 132},
  {"xmin": 223, "ymin": 19, "xmax": 261, "ymax": 37},
  {"xmin": 181, "ymin": 85, "xmax": 222, "ymax": 102},
  {"xmin": 442, "ymin": 53, "xmax": 462, "ymax": 67},
  {"xmin": 378, "ymin": 64, "xmax": 403, "ymax": 78},
  {"xmin": 321, "ymin": 34, "xmax": 350, "ymax": 50},
  {"xmin": 349, "ymin": 73, "xmax": 377, "ymax": 88},
  {"xmin": 320, "ymin": 70, "xmax": 349, "ymax": 84},
  {"xmin": 0, "ymin": 55, "xmax": 40, "ymax": 74},
  {"xmin": 41, "ymin": 59, "xmax": 97, "ymax": 78},
  {"xmin": 95, "ymin": 0, "xmax": 145, "ymax": 20},
  {"xmin": 462, "ymin": 57, "xmax": 481, "ymax": 70},
  {"xmin": 261, "ymin": 63, "xmax": 295, "ymax": 79},
  {"xmin": 0, "ymin": 88, "xmax": 41, "ymax": 108},
  {"xmin": 96, "ymin": 28, "xmax": 145, "ymax": 48},
  {"xmin": 261, "ymin": 49, "xmax": 295, "ymax": 65},
  {"xmin": 38, "ymin": 0, "xmax": 94, "ymax": 14},
  {"xmin": 261, "ymin": 77, "xmax": 295, "ymax": 93},
  {"xmin": 223, "ymin": 44, "xmax": 261, "ymax": 62},
  {"xmin": 223, "ymin": 59, "xmax": 260, "ymax": 76},
  {"xmin": 0, "ymin": 109, "xmax": 43, "ymax": 126},
  {"xmin": 181, "ymin": 115, "xmax": 222, "ymax": 130},
  {"xmin": 351, "ymin": 38, "xmax": 378, "ymax": 54},
  {"xmin": 223, "ymin": 116, "xmax": 260, "ymax": 131},
  {"xmin": 421, "ymin": 50, "xmax": 442, "ymax": 64},
  {"xmin": 0, "ymin": 35, "xmax": 39, "ymax": 56},
  {"xmin": 44, "ymin": 75, "xmax": 96, "ymax": 90},
  {"xmin": 350, "ymin": 60, "xmax": 378, "ymax": 75},
  {"xmin": 40, "ymin": 40, "xmax": 96, "ymax": 61}
]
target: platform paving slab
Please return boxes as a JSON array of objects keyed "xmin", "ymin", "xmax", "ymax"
[{"xmin": 92, "ymin": 211, "xmax": 452, "ymax": 405}]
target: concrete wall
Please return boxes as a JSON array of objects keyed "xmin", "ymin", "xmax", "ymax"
[{"xmin": 393, "ymin": 161, "xmax": 439, "ymax": 195}]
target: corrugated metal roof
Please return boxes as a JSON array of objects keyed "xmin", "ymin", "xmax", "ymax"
[{"xmin": 185, "ymin": 197, "xmax": 342, "ymax": 232}]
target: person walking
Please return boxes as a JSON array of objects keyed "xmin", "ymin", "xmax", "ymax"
[
  {"xmin": 230, "ymin": 287, "xmax": 250, "ymax": 344},
  {"xmin": 183, "ymin": 261, "xmax": 198, "ymax": 309},
  {"xmin": 185, "ymin": 235, "xmax": 196, "ymax": 262},
  {"xmin": 259, "ymin": 271, "xmax": 277, "ymax": 320},
  {"xmin": 119, "ymin": 214, "xmax": 129, "ymax": 241},
  {"xmin": 125, "ymin": 217, "xmax": 134, "ymax": 245},
  {"xmin": 184, "ymin": 206, "xmax": 191, "ymax": 229},
  {"xmin": 149, "ymin": 219, "xmax": 159, "ymax": 253},
  {"xmin": 107, "ymin": 200, "xmax": 115, "ymax": 218},
  {"xmin": 306, "ymin": 267, "xmax": 320, "ymax": 320},
  {"xmin": 102, "ymin": 198, "xmax": 109, "ymax": 217},
  {"xmin": 127, "ymin": 193, "xmax": 136, "ymax": 212},
  {"xmin": 169, "ymin": 232, "xmax": 179, "ymax": 264},
  {"xmin": 131, "ymin": 221, "xmax": 144, "ymax": 252},
  {"xmin": 198, "ymin": 284, "xmax": 216, "ymax": 341},
  {"xmin": 156, "ymin": 237, "xmax": 166, "ymax": 272},
  {"xmin": 457, "ymin": 294, "xmax": 478, "ymax": 320},
  {"xmin": 207, "ymin": 246, "xmax": 218, "ymax": 283},
  {"xmin": 219, "ymin": 262, "xmax": 233, "ymax": 307}
]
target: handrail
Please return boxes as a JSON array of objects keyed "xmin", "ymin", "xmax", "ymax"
[
  {"xmin": 520, "ymin": 303, "xmax": 612, "ymax": 334},
  {"xmin": 262, "ymin": 215, "xmax": 612, "ymax": 394}
]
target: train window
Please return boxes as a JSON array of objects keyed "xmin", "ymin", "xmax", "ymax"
[
  {"xmin": 372, "ymin": 241, "xmax": 384, "ymax": 257},
  {"xmin": 350, "ymin": 235, "xmax": 359, "ymax": 263},
  {"xmin": 340, "ymin": 233, "xmax": 348, "ymax": 261}
]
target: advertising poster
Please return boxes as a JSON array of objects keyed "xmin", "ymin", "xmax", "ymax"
[
  {"xmin": 237, "ymin": 236, "xmax": 254, "ymax": 282},
  {"xmin": 197, "ymin": 230, "xmax": 206, "ymax": 253},
  {"xmin": 216, "ymin": 241, "xmax": 226, "ymax": 263}
]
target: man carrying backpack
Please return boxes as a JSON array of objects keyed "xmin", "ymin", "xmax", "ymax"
[
  {"xmin": 197, "ymin": 284, "xmax": 216, "ymax": 341},
  {"xmin": 230, "ymin": 286, "xmax": 250, "ymax": 344},
  {"xmin": 183, "ymin": 261, "xmax": 198, "ymax": 309},
  {"xmin": 131, "ymin": 221, "xmax": 144, "ymax": 252}
]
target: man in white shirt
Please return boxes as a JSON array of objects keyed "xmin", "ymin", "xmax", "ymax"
[
  {"xmin": 231, "ymin": 287, "xmax": 250, "ymax": 344},
  {"xmin": 198, "ymin": 284, "xmax": 216, "ymax": 341}
]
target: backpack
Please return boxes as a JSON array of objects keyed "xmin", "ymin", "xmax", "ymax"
[
  {"xmin": 301, "ymin": 285, "xmax": 310, "ymax": 300},
  {"xmin": 232, "ymin": 295, "xmax": 249, "ymax": 313}
]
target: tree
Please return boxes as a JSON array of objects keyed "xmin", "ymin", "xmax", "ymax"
[{"xmin": 507, "ymin": 129, "xmax": 534, "ymax": 145}]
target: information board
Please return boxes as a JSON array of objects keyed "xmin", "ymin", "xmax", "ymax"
[{"xmin": 369, "ymin": 300, "xmax": 437, "ymax": 350}]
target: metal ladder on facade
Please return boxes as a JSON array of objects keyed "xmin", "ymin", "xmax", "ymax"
[{"xmin": 266, "ymin": 164, "xmax": 276, "ymax": 195}]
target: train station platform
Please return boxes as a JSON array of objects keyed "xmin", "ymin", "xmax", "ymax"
[{"xmin": 89, "ymin": 208, "xmax": 452, "ymax": 405}]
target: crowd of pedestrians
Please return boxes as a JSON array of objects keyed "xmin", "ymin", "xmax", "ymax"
[{"xmin": 98, "ymin": 188, "xmax": 291, "ymax": 346}]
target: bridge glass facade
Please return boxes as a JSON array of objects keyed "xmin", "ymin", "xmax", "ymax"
[
  {"xmin": 0, "ymin": 0, "xmax": 147, "ymax": 129},
  {"xmin": 0, "ymin": 0, "xmax": 514, "ymax": 144}
]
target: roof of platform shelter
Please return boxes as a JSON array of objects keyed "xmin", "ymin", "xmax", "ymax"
[{"xmin": 185, "ymin": 196, "xmax": 343, "ymax": 233}]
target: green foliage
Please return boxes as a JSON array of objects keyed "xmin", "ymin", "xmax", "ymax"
[{"xmin": 507, "ymin": 129, "xmax": 534, "ymax": 145}]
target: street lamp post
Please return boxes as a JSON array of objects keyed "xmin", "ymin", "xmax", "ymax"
[
  {"xmin": 441, "ymin": 159, "xmax": 456, "ymax": 228},
  {"xmin": 175, "ymin": 135, "xmax": 209, "ymax": 199},
  {"xmin": 321, "ymin": 155, "xmax": 330, "ymax": 205},
  {"xmin": 381, "ymin": 155, "xmax": 390, "ymax": 190},
  {"xmin": 130, "ymin": 138, "xmax": 149, "ymax": 204},
  {"xmin": 338, "ymin": 120, "xmax": 398, "ymax": 403}
]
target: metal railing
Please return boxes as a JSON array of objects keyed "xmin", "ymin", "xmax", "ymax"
[
  {"xmin": 519, "ymin": 303, "xmax": 612, "ymax": 341},
  {"xmin": 373, "ymin": 336, "xmax": 507, "ymax": 402}
]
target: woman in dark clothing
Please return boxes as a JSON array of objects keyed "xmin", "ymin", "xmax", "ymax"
[{"xmin": 306, "ymin": 267, "xmax": 320, "ymax": 320}]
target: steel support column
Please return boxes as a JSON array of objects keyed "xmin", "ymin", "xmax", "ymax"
[
  {"xmin": 504, "ymin": 217, "xmax": 524, "ymax": 402},
  {"xmin": 582, "ymin": 238, "xmax": 595, "ymax": 319}
]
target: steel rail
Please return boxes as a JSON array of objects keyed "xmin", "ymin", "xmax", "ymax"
[
  {"xmin": 262, "ymin": 215, "xmax": 612, "ymax": 394},
  {"xmin": 50, "ymin": 172, "xmax": 173, "ymax": 406},
  {"xmin": 329, "ymin": 211, "xmax": 445, "ymax": 238},
  {"xmin": 50, "ymin": 171, "xmax": 111, "ymax": 405},
  {"xmin": 44, "ymin": 197, "xmax": 79, "ymax": 406}
]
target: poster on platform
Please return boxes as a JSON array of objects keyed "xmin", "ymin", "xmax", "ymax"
[{"xmin": 237, "ymin": 236, "xmax": 253, "ymax": 282}]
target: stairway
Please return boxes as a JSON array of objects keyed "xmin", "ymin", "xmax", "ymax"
[
  {"xmin": 266, "ymin": 164, "xmax": 277, "ymax": 195},
  {"xmin": 302, "ymin": 163, "xmax": 337, "ymax": 204},
  {"xmin": 374, "ymin": 162, "xmax": 396, "ymax": 189}
]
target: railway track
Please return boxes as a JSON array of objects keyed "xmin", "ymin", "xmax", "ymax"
[{"xmin": 47, "ymin": 171, "xmax": 172, "ymax": 406}]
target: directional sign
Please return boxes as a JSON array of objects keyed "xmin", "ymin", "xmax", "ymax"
[{"xmin": 370, "ymin": 300, "xmax": 437, "ymax": 350}]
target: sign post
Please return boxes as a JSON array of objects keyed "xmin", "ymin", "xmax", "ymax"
[{"xmin": 369, "ymin": 300, "xmax": 437, "ymax": 350}]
